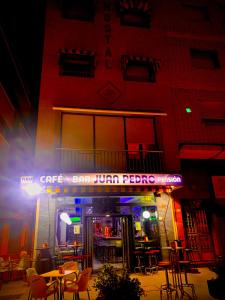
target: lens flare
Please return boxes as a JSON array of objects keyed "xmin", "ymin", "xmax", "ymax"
[{"xmin": 21, "ymin": 183, "xmax": 43, "ymax": 196}]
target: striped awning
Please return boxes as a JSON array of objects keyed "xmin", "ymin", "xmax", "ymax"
[
  {"xmin": 120, "ymin": 0, "xmax": 151, "ymax": 13},
  {"xmin": 45, "ymin": 185, "xmax": 173, "ymax": 196},
  {"xmin": 121, "ymin": 55, "xmax": 160, "ymax": 71},
  {"xmin": 59, "ymin": 48, "xmax": 95, "ymax": 56}
]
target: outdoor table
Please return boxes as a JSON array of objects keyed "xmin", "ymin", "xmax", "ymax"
[
  {"xmin": 136, "ymin": 239, "xmax": 155, "ymax": 247},
  {"xmin": 68, "ymin": 243, "xmax": 83, "ymax": 256},
  {"xmin": 41, "ymin": 269, "xmax": 78, "ymax": 300}
]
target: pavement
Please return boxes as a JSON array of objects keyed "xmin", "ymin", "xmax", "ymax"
[{"xmin": 0, "ymin": 267, "xmax": 216, "ymax": 300}]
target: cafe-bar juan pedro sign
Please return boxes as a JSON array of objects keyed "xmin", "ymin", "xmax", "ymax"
[{"xmin": 21, "ymin": 173, "xmax": 182, "ymax": 187}]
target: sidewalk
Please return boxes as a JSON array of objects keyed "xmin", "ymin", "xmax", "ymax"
[{"xmin": 0, "ymin": 267, "xmax": 215, "ymax": 300}]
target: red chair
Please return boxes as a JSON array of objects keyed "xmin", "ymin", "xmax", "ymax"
[
  {"xmin": 29, "ymin": 274, "xmax": 59, "ymax": 300},
  {"xmin": 63, "ymin": 267, "xmax": 92, "ymax": 300}
]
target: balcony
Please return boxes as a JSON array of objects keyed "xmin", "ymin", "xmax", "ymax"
[{"xmin": 54, "ymin": 148, "xmax": 165, "ymax": 173}]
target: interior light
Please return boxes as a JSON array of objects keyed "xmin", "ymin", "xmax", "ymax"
[
  {"xmin": 60, "ymin": 212, "xmax": 72, "ymax": 225},
  {"xmin": 143, "ymin": 210, "xmax": 150, "ymax": 219},
  {"xmin": 105, "ymin": 214, "xmax": 111, "ymax": 217},
  {"xmin": 21, "ymin": 183, "xmax": 42, "ymax": 196}
]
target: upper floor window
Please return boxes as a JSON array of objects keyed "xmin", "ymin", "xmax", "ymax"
[
  {"xmin": 59, "ymin": 49, "xmax": 96, "ymax": 78},
  {"xmin": 121, "ymin": 55, "xmax": 160, "ymax": 83},
  {"xmin": 200, "ymin": 100, "xmax": 225, "ymax": 125},
  {"xmin": 182, "ymin": 3, "xmax": 210, "ymax": 22},
  {"xmin": 120, "ymin": 0, "xmax": 152, "ymax": 28},
  {"xmin": 215, "ymin": 1, "xmax": 225, "ymax": 28},
  {"xmin": 190, "ymin": 49, "xmax": 220, "ymax": 69},
  {"xmin": 62, "ymin": 0, "xmax": 96, "ymax": 21}
]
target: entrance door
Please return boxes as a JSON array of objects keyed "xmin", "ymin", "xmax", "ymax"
[
  {"xmin": 182, "ymin": 200, "xmax": 215, "ymax": 261},
  {"xmin": 84, "ymin": 215, "xmax": 134, "ymax": 271}
]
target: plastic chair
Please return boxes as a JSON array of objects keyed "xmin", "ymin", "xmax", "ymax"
[
  {"xmin": 61, "ymin": 261, "xmax": 78, "ymax": 281},
  {"xmin": 11, "ymin": 254, "xmax": 31, "ymax": 280},
  {"xmin": 0, "ymin": 257, "xmax": 10, "ymax": 282},
  {"xmin": 26, "ymin": 268, "xmax": 38, "ymax": 281},
  {"xmin": 62, "ymin": 261, "xmax": 78, "ymax": 270},
  {"xmin": 26, "ymin": 268, "xmax": 38, "ymax": 300},
  {"xmin": 29, "ymin": 274, "xmax": 59, "ymax": 300},
  {"xmin": 63, "ymin": 267, "xmax": 92, "ymax": 300}
]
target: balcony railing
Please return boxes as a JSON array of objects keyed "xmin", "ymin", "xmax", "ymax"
[{"xmin": 55, "ymin": 148, "xmax": 165, "ymax": 173}]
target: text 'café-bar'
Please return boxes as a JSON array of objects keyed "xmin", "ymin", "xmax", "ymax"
[{"xmin": 21, "ymin": 173, "xmax": 183, "ymax": 186}]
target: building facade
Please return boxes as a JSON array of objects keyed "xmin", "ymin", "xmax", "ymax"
[{"xmin": 30, "ymin": 0, "xmax": 225, "ymax": 270}]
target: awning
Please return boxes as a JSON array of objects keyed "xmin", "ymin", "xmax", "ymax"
[
  {"xmin": 120, "ymin": 0, "xmax": 151, "ymax": 13},
  {"xmin": 59, "ymin": 48, "xmax": 95, "ymax": 56},
  {"xmin": 179, "ymin": 144, "xmax": 225, "ymax": 159},
  {"xmin": 45, "ymin": 185, "xmax": 174, "ymax": 196},
  {"xmin": 121, "ymin": 55, "xmax": 160, "ymax": 72}
]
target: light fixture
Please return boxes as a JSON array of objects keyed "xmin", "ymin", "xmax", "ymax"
[
  {"xmin": 186, "ymin": 107, "xmax": 192, "ymax": 113},
  {"xmin": 21, "ymin": 183, "xmax": 42, "ymax": 196},
  {"xmin": 60, "ymin": 212, "xmax": 72, "ymax": 225},
  {"xmin": 143, "ymin": 210, "xmax": 150, "ymax": 219}
]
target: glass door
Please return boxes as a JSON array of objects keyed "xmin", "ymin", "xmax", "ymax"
[{"xmin": 84, "ymin": 215, "xmax": 134, "ymax": 272}]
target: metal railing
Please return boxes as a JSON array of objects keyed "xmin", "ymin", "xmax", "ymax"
[{"xmin": 55, "ymin": 148, "xmax": 165, "ymax": 173}]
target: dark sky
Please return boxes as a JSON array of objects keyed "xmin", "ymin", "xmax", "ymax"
[{"xmin": 0, "ymin": 0, "xmax": 46, "ymax": 106}]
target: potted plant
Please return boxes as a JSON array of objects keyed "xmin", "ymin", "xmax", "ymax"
[
  {"xmin": 207, "ymin": 256, "xmax": 225, "ymax": 299},
  {"xmin": 93, "ymin": 264, "xmax": 145, "ymax": 300}
]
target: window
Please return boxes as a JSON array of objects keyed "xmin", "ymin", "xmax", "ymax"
[
  {"xmin": 190, "ymin": 49, "xmax": 220, "ymax": 69},
  {"xmin": 59, "ymin": 49, "xmax": 96, "ymax": 78},
  {"xmin": 126, "ymin": 117, "xmax": 155, "ymax": 159},
  {"xmin": 216, "ymin": 1, "xmax": 225, "ymax": 27},
  {"xmin": 62, "ymin": 0, "xmax": 95, "ymax": 21},
  {"xmin": 200, "ymin": 101, "xmax": 225, "ymax": 125},
  {"xmin": 120, "ymin": 0, "xmax": 151, "ymax": 28},
  {"xmin": 121, "ymin": 55, "xmax": 160, "ymax": 82},
  {"xmin": 182, "ymin": 3, "xmax": 210, "ymax": 21}
]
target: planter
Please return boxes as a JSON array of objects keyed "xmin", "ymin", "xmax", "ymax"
[{"xmin": 207, "ymin": 279, "xmax": 225, "ymax": 299}]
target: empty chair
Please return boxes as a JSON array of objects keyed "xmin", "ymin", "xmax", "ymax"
[
  {"xmin": 63, "ymin": 267, "xmax": 92, "ymax": 300},
  {"xmin": 62, "ymin": 261, "xmax": 78, "ymax": 270},
  {"xmin": 61, "ymin": 261, "xmax": 78, "ymax": 281},
  {"xmin": 26, "ymin": 268, "xmax": 38, "ymax": 282},
  {"xmin": 0, "ymin": 257, "xmax": 10, "ymax": 282},
  {"xmin": 11, "ymin": 252, "xmax": 31, "ymax": 280},
  {"xmin": 26, "ymin": 268, "xmax": 38, "ymax": 300},
  {"xmin": 133, "ymin": 250, "xmax": 145, "ymax": 273},
  {"xmin": 29, "ymin": 274, "xmax": 59, "ymax": 300},
  {"xmin": 145, "ymin": 250, "xmax": 160, "ymax": 274}
]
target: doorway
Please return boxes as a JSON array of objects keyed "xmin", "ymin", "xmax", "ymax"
[{"xmin": 84, "ymin": 215, "xmax": 135, "ymax": 272}]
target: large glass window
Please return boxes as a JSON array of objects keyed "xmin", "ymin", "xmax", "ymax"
[{"xmin": 60, "ymin": 113, "xmax": 157, "ymax": 171}]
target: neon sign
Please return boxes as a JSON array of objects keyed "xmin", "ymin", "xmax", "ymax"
[{"xmin": 21, "ymin": 173, "xmax": 182, "ymax": 186}]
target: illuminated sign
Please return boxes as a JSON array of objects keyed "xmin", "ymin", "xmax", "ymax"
[{"xmin": 21, "ymin": 173, "xmax": 182, "ymax": 186}]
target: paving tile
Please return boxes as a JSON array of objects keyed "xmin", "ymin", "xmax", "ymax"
[{"xmin": 0, "ymin": 268, "xmax": 216, "ymax": 300}]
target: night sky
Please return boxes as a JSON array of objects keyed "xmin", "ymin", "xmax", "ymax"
[{"xmin": 0, "ymin": 0, "xmax": 46, "ymax": 107}]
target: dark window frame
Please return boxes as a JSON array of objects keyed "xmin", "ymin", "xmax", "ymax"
[
  {"xmin": 121, "ymin": 55, "xmax": 160, "ymax": 83},
  {"xmin": 190, "ymin": 48, "xmax": 220, "ymax": 69},
  {"xmin": 59, "ymin": 49, "xmax": 96, "ymax": 78},
  {"xmin": 61, "ymin": 0, "xmax": 96, "ymax": 21},
  {"xmin": 182, "ymin": 3, "xmax": 210, "ymax": 22},
  {"xmin": 119, "ymin": 0, "xmax": 151, "ymax": 28}
]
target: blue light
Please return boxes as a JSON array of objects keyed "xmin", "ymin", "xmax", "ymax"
[{"xmin": 120, "ymin": 197, "xmax": 133, "ymax": 203}]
